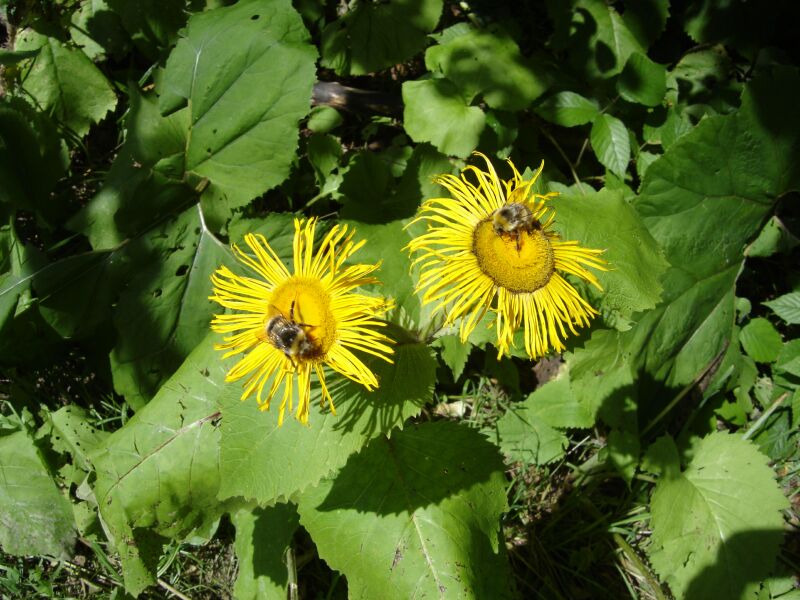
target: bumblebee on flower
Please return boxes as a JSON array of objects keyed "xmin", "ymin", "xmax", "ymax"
[
  {"xmin": 210, "ymin": 218, "xmax": 394, "ymax": 425},
  {"xmin": 407, "ymin": 152, "xmax": 608, "ymax": 359}
]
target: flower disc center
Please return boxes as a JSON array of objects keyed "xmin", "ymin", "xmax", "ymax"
[
  {"xmin": 472, "ymin": 219, "xmax": 555, "ymax": 293},
  {"xmin": 269, "ymin": 276, "xmax": 337, "ymax": 355}
]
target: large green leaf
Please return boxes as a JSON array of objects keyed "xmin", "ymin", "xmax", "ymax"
[
  {"xmin": 218, "ymin": 342, "xmax": 436, "ymax": 502},
  {"xmin": 91, "ymin": 335, "xmax": 230, "ymax": 595},
  {"xmin": 647, "ymin": 433, "xmax": 789, "ymax": 600},
  {"xmin": 159, "ymin": 0, "xmax": 317, "ymax": 212},
  {"xmin": 630, "ymin": 68, "xmax": 799, "ymax": 389},
  {"xmin": 231, "ymin": 503, "xmax": 299, "ymax": 600},
  {"xmin": 110, "ymin": 205, "xmax": 234, "ymax": 407},
  {"xmin": 403, "ymin": 79, "xmax": 486, "ymax": 159},
  {"xmin": 0, "ymin": 427, "xmax": 76, "ymax": 558},
  {"xmin": 563, "ymin": 68, "xmax": 800, "ymax": 433},
  {"xmin": 320, "ymin": 0, "xmax": 443, "ymax": 75},
  {"xmin": 297, "ymin": 421, "xmax": 512, "ymax": 599},
  {"xmin": 425, "ymin": 24, "xmax": 549, "ymax": 111},
  {"xmin": 15, "ymin": 30, "xmax": 117, "ymax": 137}
]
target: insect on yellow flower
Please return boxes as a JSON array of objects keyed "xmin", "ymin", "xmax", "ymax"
[
  {"xmin": 210, "ymin": 218, "xmax": 394, "ymax": 425},
  {"xmin": 407, "ymin": 152, "xmax": 608, "ymax": 359}
]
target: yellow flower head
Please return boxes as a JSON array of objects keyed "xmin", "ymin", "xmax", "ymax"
[
  {"xmin": 210, "ymin": 218, "xmax": 394, "ymax": 425},
  {"xmin": 407, "ymin": 152, "xmax": 607, "ymax": 359}
]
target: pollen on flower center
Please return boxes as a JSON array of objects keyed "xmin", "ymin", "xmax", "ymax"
[
  {"xmin": 269, "ymin": 276, "xmax": 337, "ymax": 355},
  {"xmin": 472, "ymin": 219, "xmax": 555, "ymax": 293}
]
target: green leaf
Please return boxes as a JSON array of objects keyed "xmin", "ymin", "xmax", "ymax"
[
  {"xmin": 551, "ymin": 188, "xmax": 669, "ymax": 327},
  {"xmin": 0, "ymin": 428, "xmax": 76, "ymax": 558},
  {"xmin": 402, "ymin": 78, "xmax": 486, "ymax": 159},
  {"xmin": 159, "ymin": 0, "xmax": 317, "ymax": 211},
  {"xmin": 105, "ymin": 0, "xmax": 188, "ymax": 60},
  {"xmin": 494, "ymin": 402, "xmax": 568, "ymax": 466},
  {"xmin": 307, "ymin": 106, "xmax": 343, "ymax": 134},
  {"xmin": 47, "ymin": 406, "xmax": 108, "ymax": 473},
  {"xmin": 590, "ymin": 114, "xmax": 630, "ymax": 177},
  {"xmin": 740, "ymin": 318, "xmax": 783, "ymax": 363},
  {"xmin": 647, "ymin": 432, "xmax": 789, "ymax": 600},
  {"xmin": 231, "ymin": 503, "xmax": 299, "ymax": 600},
  {"xmin": 110, "ymin": 206, "xmax": 234, "ymax": 407},
  {"xmin": 32, "ymin": 248, "xmax": 131, "ymax": 339},
  {"xmin": 747, "ymin": 216, "xmax": 799, "ymax": 258},
  {"xmin": 69, "ymin": 0, "xmax": 130, "ymax": 60},
  {"xmin": 535, "ymin": 91, "xmax": 600, "ymax": 127},
  {"xmin": 0, "ymin": 219, "xmax": 45, "ymax": 334},
  {"xmin": 672, "ymin": 46, "xmax": 742, "ymax": 114},
  {"xmin": 15, "ymin": 30, "xmax": 117, "ymax": 137},
  {"xmin": 523, "ymin": 371, "xmax": 595, "ymax": 429},
  {"xmin": 606, "ymin": 429, "xmax": 639, "ymax": 485},
  {"xmin": 306, "ymin": 132, "xmax": 342, "ymax": 188},
  {"xmin": 68, "ymin": 87, "xmax": 196, "ymax": 249},
  {"xmin": 0, "ymin": 98, "xmax": 68, "ymax": 213},
  {"xmin": 425, "ymin": 25, "xmax": 549, "ymax": 111},
  {"xmin": 218, "ymin": 342, "xmax": 436, "ymax": 502},
  {"xmin": 92, "ymin": 335, "xmax": 229, "ymax": 595},
  {"xmin": 643, "ymin": 106, "xmax": 694, "ymax": 150},
  {"xmin": 547, "ymin": 0, "xmax": 644, "ymax": 79},
  {"xmin": 624, "ymin": 68, "xmax": 800, "ymax": 392},
  {"xmin": 297, "ymin": 421, "xmax": 513, "ymax": 599},
  {"xmin": 344, "ymin": 220, "xmax": 428, "ymax": 332},
  {"xmin": 622, "ymin": 0, "xmax": 669, "ymax": 48},
  {"xmin": 618, "ymin": 52, "xmax": 667, "ymax": 106},
  {"xmin": 320, "ymin": 0, "xmax": 443, "ymax": 75},
  {"xmin": 764, "ymin": 292, "xmax": 800, "ymax": 325},
  {"xmin": 775, "ymin": 340, "xmax": 800, "ymax": 378},
  {"xmin": 636, "ymin": 150, "xmax": 660, "ymax": 180},
  {"xmin": 432, "ymin": 334, "xmax": 471, "ymax": 380}
]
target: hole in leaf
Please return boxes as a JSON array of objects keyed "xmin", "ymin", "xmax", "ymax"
[
  {"xmin": 153, "ymin": 288, "xmax": 162, "ymax": 298},
  {"xmin": 251, "ymin": 14, "xmax": 259, "ymax": 20},
  {"xmin": 176, "ymin": 265, "xmax": 189, "ymax": 277}
]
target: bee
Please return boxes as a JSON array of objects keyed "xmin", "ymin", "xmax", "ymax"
[
  {"xmin": 262, "ymin": 300, "xmax": 317, "ymax": 366},
  {"xmin": 492, "ymin": 203, "xmax": 537, "ymax": 250}
]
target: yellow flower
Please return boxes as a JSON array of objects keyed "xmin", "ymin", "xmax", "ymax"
[
  {"xmin": 210, "ymin": 218, "xmax": 394, "ymax": 425},
  {"xmin": 407, "ymin": 152, "xmax": 607, "ymax": 359}
]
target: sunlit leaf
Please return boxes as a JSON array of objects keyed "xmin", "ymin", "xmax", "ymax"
[
  {"xmin": 92, "ymin": 336, "xmax": 230, "ymax": 595},
  {"xmin": 297, "ymin": 421, "xmax": 513, "ymax": 599},
  {"xmin": 15, "ymin": 30, "xmax": 117, "ymax": 137},
  {"xmin": 764, "ymin": 292, "xmax": 800, "ymax": 325},
  {"xmin": 648, "ymin": 433, "xmax": 789, "ymax": 600},
  {"xmin": 218, "ymin": 342, "xmax": 435, "ymax": 502},
  {"xmin": 403, "ymin": 78, "xmax": 486, "ymax": 159},
  {"xmin": 159, "ymin": 0, "xmax": 317, "ymax": 212},
  {"xmin": 0, "ymin": 427, "xmax": 76, "ymax": 558}
]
